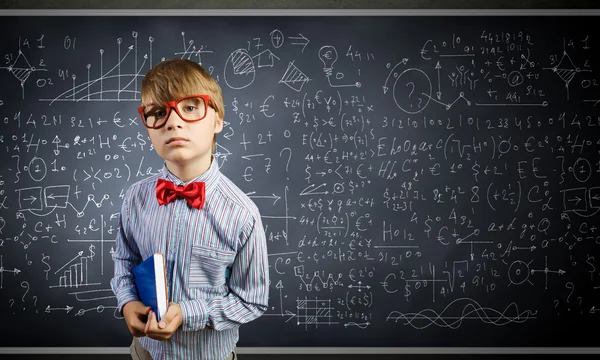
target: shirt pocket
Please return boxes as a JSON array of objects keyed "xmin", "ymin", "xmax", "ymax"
[{"xmin": 188, "ymin": 245, "xmax": 236, "ymax": 289}]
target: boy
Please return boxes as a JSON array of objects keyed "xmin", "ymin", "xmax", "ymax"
[{"xmin": 110, "ymin": 58, "xmax": 270, "ymax": 360}]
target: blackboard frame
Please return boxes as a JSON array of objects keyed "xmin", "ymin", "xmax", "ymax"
[{"xmin": 0, "ymin": 8, "xmax": 599, "ymax": 355}]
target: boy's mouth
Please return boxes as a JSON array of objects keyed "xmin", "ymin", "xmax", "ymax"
[{"xmin": 166, "ymin": 137, "xmax": 189, "ymax": 144}]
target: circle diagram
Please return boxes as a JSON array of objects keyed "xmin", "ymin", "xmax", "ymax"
[
  {"xmin": 508, "ymin": 260, "xmax": 532, "ymax": 286},
  {"xmin": 224, "ymin": 49, "xmax": 256, "ymax": 90},
  {"xmin": 572, "ymin": 157, "xmax": 591, "ymax": 183},
  {"xmin": 393, "ymin": 68, "xmax": 432, "ymax": 114}
]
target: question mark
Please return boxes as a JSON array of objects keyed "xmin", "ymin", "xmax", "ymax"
[
  {"xmin": 406, "ymin": 82, "xmax": 415, "ymax": 98},
  {"xmin": 8, "ymin": 299, "xmax": 14, "ymax": 308},
  {"xmin": 565, "ymin": 282, "xmax": 575, "ymax": 312},
  {"xmin": 565, "ymin": 282, "xmax": 574, "ymax": 303},
  {"xmin": 279, "ymin": 147, "xmax": 291, "ymax": 174},
  {"xmin": 32, "ymin": 296, "xmax": 38, "ymax": 313},
  {"xmin": 553, "ymin": 299, "xmax": 559, "ymax": 308},
  {"xmin": 21, "ymin": 281, "xmax": 29, "ymax": 310}
]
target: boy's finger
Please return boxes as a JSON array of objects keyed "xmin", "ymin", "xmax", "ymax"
[
  {"xmin": 159, "ymin": 304, "xmax": 177, "ymax": 328},
  {"xmin": 133, "ymin": 318, "xmax": 145, "ymax": 331},
  {"xmin": 158, "ymin": 313, "xmax": 170, "ymax": 329},
  {"xmin": 160, "ymin": 303, "xmax": 181, "ymax": 329},
  {"xmin": 164, "ymin": 314, "xmax": 182, "ymax": 333},
  {"xmin": 137, "ymin": 306, "xmax": 151, "ymax": 315},
  {"xmin": 145, "ymin": 311, "xmax": 155, "ymax": 334},
  {"xmin": 128, "ymin": 317, "xmax": 146, "ymax": 337}
]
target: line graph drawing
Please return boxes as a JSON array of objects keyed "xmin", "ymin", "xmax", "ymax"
[
  {"xmin": 543, "ymin": 38, "xmax": 592, "ymax": 100},
  {"xmin": 174, "ymin": 31, "xmax": 213, "ymax": 65},
  {"xmin": 386, "ymin": 297, "xmax": 537, "ymax": 329},
  {"xmin": 41, "ymin": 32, "xmax": 151, "ymax": 105},
  {"xmin": 422, "ymin": 91, "xmax": 472, "ymax": 110},
  {"xmin": 0, "ymin": 37, "xmax": 48, "ymax": 99}
]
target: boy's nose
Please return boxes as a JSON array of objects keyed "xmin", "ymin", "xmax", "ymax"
[{"xmin": 165, "ymin": 108, "xmax": 184, "ymax": 129}]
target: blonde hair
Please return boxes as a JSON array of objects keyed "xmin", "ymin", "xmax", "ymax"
[{"xmin": 140, "ymin": 58, "xmax": 224, "ymax": 153}]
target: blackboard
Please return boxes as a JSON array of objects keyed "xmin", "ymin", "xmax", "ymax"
[{"xmin": 0, "ymin": 10, "xmax": 599, "ymax": 351}]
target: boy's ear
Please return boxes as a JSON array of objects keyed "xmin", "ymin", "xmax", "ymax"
[{"xmin": 213, "ymin": 113, "xmax": 224, "ymax": 134}]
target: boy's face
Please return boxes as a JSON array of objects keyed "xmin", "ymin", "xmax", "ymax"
[{"xmin": 145, "ymin": 94, "xmax": 223, "ymax": 172}]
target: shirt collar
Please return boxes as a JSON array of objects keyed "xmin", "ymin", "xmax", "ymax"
[{"xmin": 160, "ymin": 155, "xmax": 221, "ymax": 194}]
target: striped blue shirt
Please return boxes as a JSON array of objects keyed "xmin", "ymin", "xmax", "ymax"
[{"xmin": 110, "ymin": 156, "xmax": 270, "ymax": 360}]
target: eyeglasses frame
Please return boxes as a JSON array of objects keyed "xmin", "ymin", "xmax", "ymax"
[{"xmin": 137, "ymin": 94, "xmax": 214, "ymax": 129}]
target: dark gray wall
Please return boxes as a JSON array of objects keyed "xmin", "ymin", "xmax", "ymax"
[{"xmin": 0, "ymin": 0, "xmax": 598, "ymax": 9}]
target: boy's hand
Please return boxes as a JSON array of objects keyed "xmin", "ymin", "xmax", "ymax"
[
  {"xmin": 145, "ymin": 302, "xmax": 183, "ymax": 341},
  {"xmin": 122, "ymin": 301, "xmax": 151, "ymax": 337}
]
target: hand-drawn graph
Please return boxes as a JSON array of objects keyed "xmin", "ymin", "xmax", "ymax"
[
  {"xmin": 0, "ymin": 37, "xmax": 47, "ymax": 100},
  {"xmin": 261, "ymin": 280, "xmax": 297, "ymax": 322},
  {"xmin": 386, "ymin": 297, "xmax": 537, "ymax": 329},
  {"xmin": 296, "ymin": 296, "xmax": 338, "ymax": 329},
  {"xmin": 42, "ymin": 32, "xmax": 151, "ymax": 105},
  {"xmin": 294, "ymin": 264, "xmax": 343, "ymax": 291},
  {"xmin": 49, "ymin": 250, "xmax": 100, "ymax": 289},
  {"xmin": 174, "ymin": 31, "xmax": 213, "ymax": 65}
]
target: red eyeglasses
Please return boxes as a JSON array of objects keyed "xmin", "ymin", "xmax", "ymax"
[{"xmin": 138, "ymin": 94, "xmax": 214, "ymax": 129}]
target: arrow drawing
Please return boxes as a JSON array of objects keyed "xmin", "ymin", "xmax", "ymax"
[{"xmin": 289, "ymin": 34, "xmax": 309, "ymax": 52}]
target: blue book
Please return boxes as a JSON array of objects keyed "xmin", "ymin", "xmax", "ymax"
[{"xmin": 132, "ymin": 253, "xmax": 168, "ymax": 321}]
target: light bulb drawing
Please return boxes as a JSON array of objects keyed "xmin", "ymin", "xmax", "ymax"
[
  {"xmin": 317, "ymin": 45, "xmax": 360, "ymax": 88},
  {"xmin": 318, "ymin": 45, "xmax": 338, "ymax": 76}
]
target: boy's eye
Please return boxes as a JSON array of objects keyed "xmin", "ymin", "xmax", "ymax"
[{"xmin": 145, "ymin": 107, "xmax": 166, "ymax": 118}]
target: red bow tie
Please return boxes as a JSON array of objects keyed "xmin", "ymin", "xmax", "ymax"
[{"xmin": 156, "ymin": 178, "xmax": 206, "ymax": 210}]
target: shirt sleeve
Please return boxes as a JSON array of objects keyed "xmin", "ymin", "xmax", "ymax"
[
  {"xmin": 109, "ymin": 187, "xmax": 142, "ymax": 315},
  {"xmin": 179, "ymin": 212, "xmax": 270, "ymax": 331}
]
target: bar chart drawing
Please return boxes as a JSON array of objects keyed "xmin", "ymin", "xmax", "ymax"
[{"xmin": 50, "ymin": 251, "xmax": 100, "ymax": 288}]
